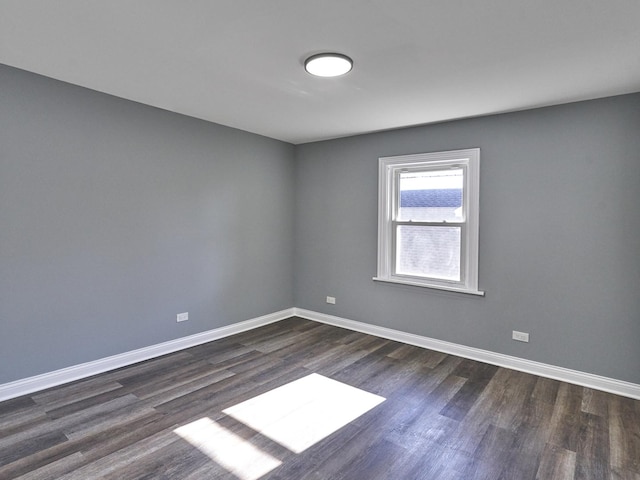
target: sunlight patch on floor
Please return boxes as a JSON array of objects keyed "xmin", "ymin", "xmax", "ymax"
[
  {"xmin": 174, "ymin": 417, "xmax": 282, "ymax": 480},
  {"xmin": 223, "ymin": 373, "xmax": 386, "ymax": 453}
]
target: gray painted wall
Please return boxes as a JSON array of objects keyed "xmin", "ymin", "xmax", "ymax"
[
  {"xmin": 2, "ymin": 62, "xmax": 639, "ymax": 388},
  {"xmin": 294, "ymin": 93, "xmax": 640, "ymax": 384},
  {"xmin": 0, "ymin": 64, "xmax": 295, "ymax": 383}
]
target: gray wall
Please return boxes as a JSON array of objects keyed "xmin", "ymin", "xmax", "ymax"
[
  {"xmin": 0, "ymin": 64, "xmax": 295, "ymax": 384},
  {"xmin": 294, "ymin": 93, "xmax": 640, "ymax": 384},
  {"xmin": 2, "ymin": 61, "xmax": 639, "ymax": 387}
]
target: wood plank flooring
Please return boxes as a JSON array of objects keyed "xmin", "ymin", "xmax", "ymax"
[{"xmin": 1, "ymin": 317, "xmax": 639, "ymax": 479}]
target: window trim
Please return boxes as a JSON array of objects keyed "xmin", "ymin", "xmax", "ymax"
[{"xmin": 373, "ymin": 148, "xmax": 484, "ymax": 296}]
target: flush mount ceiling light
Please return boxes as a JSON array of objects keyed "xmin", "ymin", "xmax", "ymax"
[{"xmin": 304, "ymin": 53, "xmax": 353, "ymax": 77}]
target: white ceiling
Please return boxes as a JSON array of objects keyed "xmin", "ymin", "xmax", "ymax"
[{"xmin": 1, "ymin": 1, "xmax": 639, "ymax": 144}]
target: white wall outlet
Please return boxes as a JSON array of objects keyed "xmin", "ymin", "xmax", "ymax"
[
  {"xmin": 326, "ymin": 296, "xmax": 336, "ymax": 305},
  {"xmin": 177, "ymin": 312, "xmax": 189, "ymax": 322},
  {"xmin": 512, "ymin": 330, "xmax": 529, "ymax": 342}
]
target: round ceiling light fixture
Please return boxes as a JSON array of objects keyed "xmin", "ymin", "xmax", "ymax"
[{"xmin": 304, "ymin": 53, "xmax": 353, "ymax": 77}]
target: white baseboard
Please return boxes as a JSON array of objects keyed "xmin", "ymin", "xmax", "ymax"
[
  {"xmin": 2, "ymin": 306, "xmax": 639, "ymax": 402},
  {"xmin": 0, "ymin": 308, "xmax": 295, "ymax": 402},
  {"xmin": 294, "ymin": 308, "xmax": 640, "ymax": 400}
]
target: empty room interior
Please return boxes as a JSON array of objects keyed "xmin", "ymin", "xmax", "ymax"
[{"xmin": 1, "ymin": 2, "xmax": 640, "ymax": 479}]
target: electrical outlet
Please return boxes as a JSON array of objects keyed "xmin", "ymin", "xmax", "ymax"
[
  {"xmin": 177, "ymin": 312, "xmax": 189, "ymax": 322},
  {"xmin": 512, "ymin": 330, "xmax": 529, "ymax": 343},
  {"xmin": 326, "ymin": 296, "xmax": 336, "ymax": 305}
]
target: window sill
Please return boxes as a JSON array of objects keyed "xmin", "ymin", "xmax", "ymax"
[{"xmin": 372, "ymin": 276, "xmax": 485, "ymax": 296}]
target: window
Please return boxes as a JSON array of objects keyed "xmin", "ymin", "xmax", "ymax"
[{"xmin": 374, "ymin": 148, "xmax": 483, "ymax": 295}]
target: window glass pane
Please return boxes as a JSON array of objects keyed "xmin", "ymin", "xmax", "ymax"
[
  {"xmin": 396, "ymin": 225, "xmax": 461, "ymax": 281},
  {"xmin": 398, "ymin": 169, "xmax": 464, "ymax": 222}
]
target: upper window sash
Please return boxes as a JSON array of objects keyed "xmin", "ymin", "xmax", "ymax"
[{"xmin": 393, "ymin": 165, "xmax": 467, "ymax": 224}]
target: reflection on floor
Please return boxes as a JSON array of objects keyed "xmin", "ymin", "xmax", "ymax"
[
  {"xmin": 175, "ymin": 417, "xmax": 282, "ymax": 480},
  {"xmin": 224, "ymin": 373, "xmax": 385, "ymax": 454},
  {"xmin": 176, "ymin": 374, "xmax": 385, "ymax": 480}
]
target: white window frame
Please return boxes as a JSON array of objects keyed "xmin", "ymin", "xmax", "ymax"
[{"xmin": 374, "ymin": 148, "xmax": 484, "ymax": 296}]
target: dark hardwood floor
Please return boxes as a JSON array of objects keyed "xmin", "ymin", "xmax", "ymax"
[{"xmin": 1, "ymin": 317, "xmax": 639, "ymax": 479}]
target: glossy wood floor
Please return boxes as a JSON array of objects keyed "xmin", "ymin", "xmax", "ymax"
[{"xmin": 1, "ymin": 317, "xmax": 639, "ymax": 479}]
